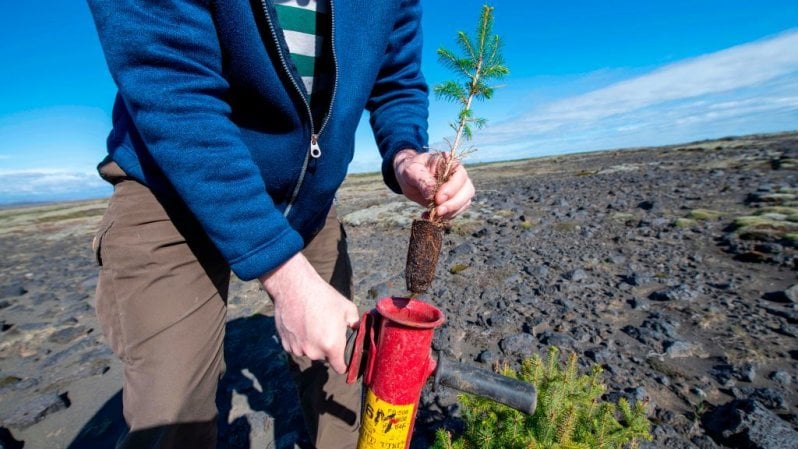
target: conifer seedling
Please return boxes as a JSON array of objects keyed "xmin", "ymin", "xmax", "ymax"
[
  {"xmin": 406, "ymin": 4, "xmax": 509, "ymax": 293},
  {"xmin": 431, "ymin": 348, "xmax": 652, "ymax": 449}
]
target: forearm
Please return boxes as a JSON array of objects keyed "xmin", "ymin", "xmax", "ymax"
[{"xmin": 88, "ymin": 0, "xmax": 304, "ymax": 280}]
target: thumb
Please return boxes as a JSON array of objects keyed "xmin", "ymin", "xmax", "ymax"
[
  {"xmin": 329, "ymin": 327, "xmax": 350, "ymax": 374},
  {"xmin": 345, "ymin": 305, "xmax": 360, "ymax": 329},
  {"xmin": 329, "ymin": 353, "xmax": 347, "ymax": 375}
]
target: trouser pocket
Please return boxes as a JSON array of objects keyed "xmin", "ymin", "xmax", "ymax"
[
  {"xmin": 91, "ymin": 214, "xmax": 113, "ymax": 267},
  {"xmin": 94, "ymin": 179, "xmax": 230, "ymax": 364}
]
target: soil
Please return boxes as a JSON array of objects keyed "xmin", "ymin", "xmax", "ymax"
[
  {"xmin": 406, "ymin": 219, "xmax": 444, "ymax": 294},
  {"xmin": 1, "ymin": 132, "xmax": 796, "ymax": 449}
]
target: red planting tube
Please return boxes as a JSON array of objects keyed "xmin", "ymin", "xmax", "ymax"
[
  {"xmin": 346, "ymin": 296, "xmax": 537, "ymax": 449},
  {"xmin": 351, "ymin": 297, "xmax": 444, "ymax": 449}
]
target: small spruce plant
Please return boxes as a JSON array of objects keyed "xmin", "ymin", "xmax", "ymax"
[
  {"xmin": 431, "ymin": 347, "xmax": 652, "ymax": 449},
  {"xmin": 406, "ymin": 3, "xmax": 509, "ymax": 293}
]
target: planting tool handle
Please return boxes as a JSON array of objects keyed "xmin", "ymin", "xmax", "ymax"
[
  {"xmin": 345, "ymin": 310, "xmax": 379, "ymax": 385},
  {"xmin": 344, "ymin": 328, "xmax": 357, "ymax": 367},
  {"xmin": 434, "ymin": 354, "xmax": 538, "ymax": 415}
]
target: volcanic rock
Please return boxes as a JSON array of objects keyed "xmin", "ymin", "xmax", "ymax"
[
  {"xmin": 703, "ymin": 399, "xmax": 798, "ymax": 449},
  {"xmin": 0, "ymin": 392, "xmax": 70, "ymax": 429}
]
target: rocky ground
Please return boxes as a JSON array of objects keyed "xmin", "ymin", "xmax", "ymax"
[{"xmin": 1, "ymin": 132, "xmax": 797, "ymax": 448}]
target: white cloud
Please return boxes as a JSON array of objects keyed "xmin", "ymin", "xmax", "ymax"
[
  {"xmin": 464, "ymin": 29, "xmax": 798, "ymax": 161},
  {"xmin": 0, "ymin": 168, "xmax": 110, "ymax": 203}
]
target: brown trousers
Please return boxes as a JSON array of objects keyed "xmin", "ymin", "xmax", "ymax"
[{"xmin": 93, "ymin": 163, "xmax": 360, "ymax": 448}]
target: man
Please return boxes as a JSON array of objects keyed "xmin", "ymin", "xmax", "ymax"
[{"xmin": 88, "ymin": 0, "xmax": 475, "ymax": 448}]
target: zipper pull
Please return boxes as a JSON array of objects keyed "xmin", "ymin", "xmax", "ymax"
[{"xmin": 310, "ymin": 134, "xmax": 321, "ymax": 158}]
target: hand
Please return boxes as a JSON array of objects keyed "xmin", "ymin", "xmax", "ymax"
[
  {"xmin": 259, "ymin": 253, "xmax": 360, "ymax": 374},
  {"xmin": 393, "ymin": 149, "xmax": 475, "ymax": 220}
]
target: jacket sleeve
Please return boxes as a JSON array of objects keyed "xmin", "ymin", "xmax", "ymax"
[
  {"xmin": 366, "ymin": 0, "xmax": 430, "ymax": 194},
  {"xmin": 87, "ymin": 0, "xmax": 304, "ymax": 281}
]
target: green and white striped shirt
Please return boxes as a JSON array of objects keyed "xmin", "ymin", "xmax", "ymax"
[{"xmin": 273, "ymin": 0, "xmax": 331, "ymax": 124}]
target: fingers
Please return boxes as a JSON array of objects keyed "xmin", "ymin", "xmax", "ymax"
[
  {"xmin": 395, "ymin": 152, "xmax": 477, "ymax": 217},
  {"xmin": 328, "ymin": 303, "xmax": 360, "ymax": 374},
  {"xmin": 328, "ymin": 352, "xmax": 348, "ymax": 374},
  {"xmin": 281, "ymin": 329, "xmax": 348, "ymax": 374},
  {"xmin": 280, "ymin": 303, "xmax": 358, "ymax": 375},
  {"xmin": 344, "ymin": 304, "xmax": 361, "ymax": 329},
  {"xmin": 449, "ymin": 198, "xmax": 473, "ymax": 218},
  {"xmin": 435, "ymin": 167, "xmax": 475, "ymax": 219},
  {"xmin": 326, "ymin": 327, "xmax": 350, "ymax": 374},
  {"xmin": 434, "ymin": 161, "xmax": 466, "ymax": 203}
]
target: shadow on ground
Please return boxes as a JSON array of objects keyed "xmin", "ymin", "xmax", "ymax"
[{"xmin": 66, "ymin": 314, "xmax": 309, "ymax": 449}]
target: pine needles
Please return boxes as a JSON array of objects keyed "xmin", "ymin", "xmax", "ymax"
[
  {"xmin": 428, "ymin": 3, "xmax": 509, "ymax": 222},
  {"xmin": 431, "ymin": 347, "xmax": 652, "ymax": 449}
]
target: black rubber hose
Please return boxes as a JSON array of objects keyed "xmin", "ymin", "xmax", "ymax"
[{"xmin": 434, "ymin": 354, "xmax": 537, "ymax": 415}]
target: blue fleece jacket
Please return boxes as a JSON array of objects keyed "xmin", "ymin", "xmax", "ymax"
[{"xmin": 88, "ymin": 0, "xmax": 429, "ymax": 281}]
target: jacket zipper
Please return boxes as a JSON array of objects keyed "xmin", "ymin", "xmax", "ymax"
[{"xmin": 259, "ymin": 0, "xmax": 339, "ymax": 217}]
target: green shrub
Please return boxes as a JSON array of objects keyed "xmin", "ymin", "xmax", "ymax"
[
  {"xmin": 755, "ymin": 206, "xmax": 798, "ymax": 216},
  {"xmin": 553, "ymin": 222, "xmax": 579, "ymax": 233},
  {"xmin": 495, "ymin": 209, "xmax": 515, "ymax": 219},
  {"xmin": 687, "ymin": 209, "xmax": 722, "ymax": 221},
  {"xmin": 34, "ymin": 207, "xmax": 106, "ymax": 224},
  {"xmin": 673, "ymin": 218, "xmax": 697, "ymax": 228},
  {"xmin": 450, "ymin": 263, "xmax": 471, "ymax": 274},
  {"xmin": 609, "ymin": 213, "xmax": 635, "ymax": 223},
  {"xmin": 0, "ymin": 376, "xmax": 22, "ymax": 388},
  {"xmin": 733, "ymin": 215, "xmax": 798, "ymax": 235},
  {"xmin": 450, "ymin": 220, "xmax": 482, "ymax": 237},
  {"xmin": 727, "ymin": 192, "xmax": 798, "ymax": 244},
  {"xmin": 432, "ymin": 347, "xmax": 651, "ymax": 449},
  {"xmin": 756, "ymin": 193, "xmax": 796, "ymax": 204}
]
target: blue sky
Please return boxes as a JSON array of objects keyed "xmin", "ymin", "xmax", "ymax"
[{"xmin": 1, "ymin": 1, "xmax": 797, "ymax": 204}]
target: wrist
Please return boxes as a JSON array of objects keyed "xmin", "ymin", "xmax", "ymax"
[{"xmin": 259, "ymin": 252, "xmax": 311, "ymax": 300}]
